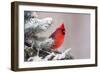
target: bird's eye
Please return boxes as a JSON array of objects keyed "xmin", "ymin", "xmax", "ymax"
[{"xmin": 62, "ymin": 29, "xmax": 65, "ymax": 35}]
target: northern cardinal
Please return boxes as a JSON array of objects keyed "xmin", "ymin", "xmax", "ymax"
[{"xmin": 50, "ymin": 23, "xmax": 66, "ymax": 51}]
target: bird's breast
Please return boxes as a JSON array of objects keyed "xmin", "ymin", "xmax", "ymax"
[{"xmin": 53, "ymin": 33, "xmax": 65, "ymax": 49}]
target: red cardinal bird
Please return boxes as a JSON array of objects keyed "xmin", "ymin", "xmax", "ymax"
[{"xmin": 50, "ymin": 23, "xmax": 66, "ymax": 52}]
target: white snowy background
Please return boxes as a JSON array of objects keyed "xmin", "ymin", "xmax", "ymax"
[{"xmin": 0, "ymin": 0, "xmax": 99, "ymax": 73}]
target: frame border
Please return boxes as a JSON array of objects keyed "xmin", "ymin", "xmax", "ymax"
[{"xmin": 11, "ymin": 1, "xmax": 98, "ymax": 71}]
